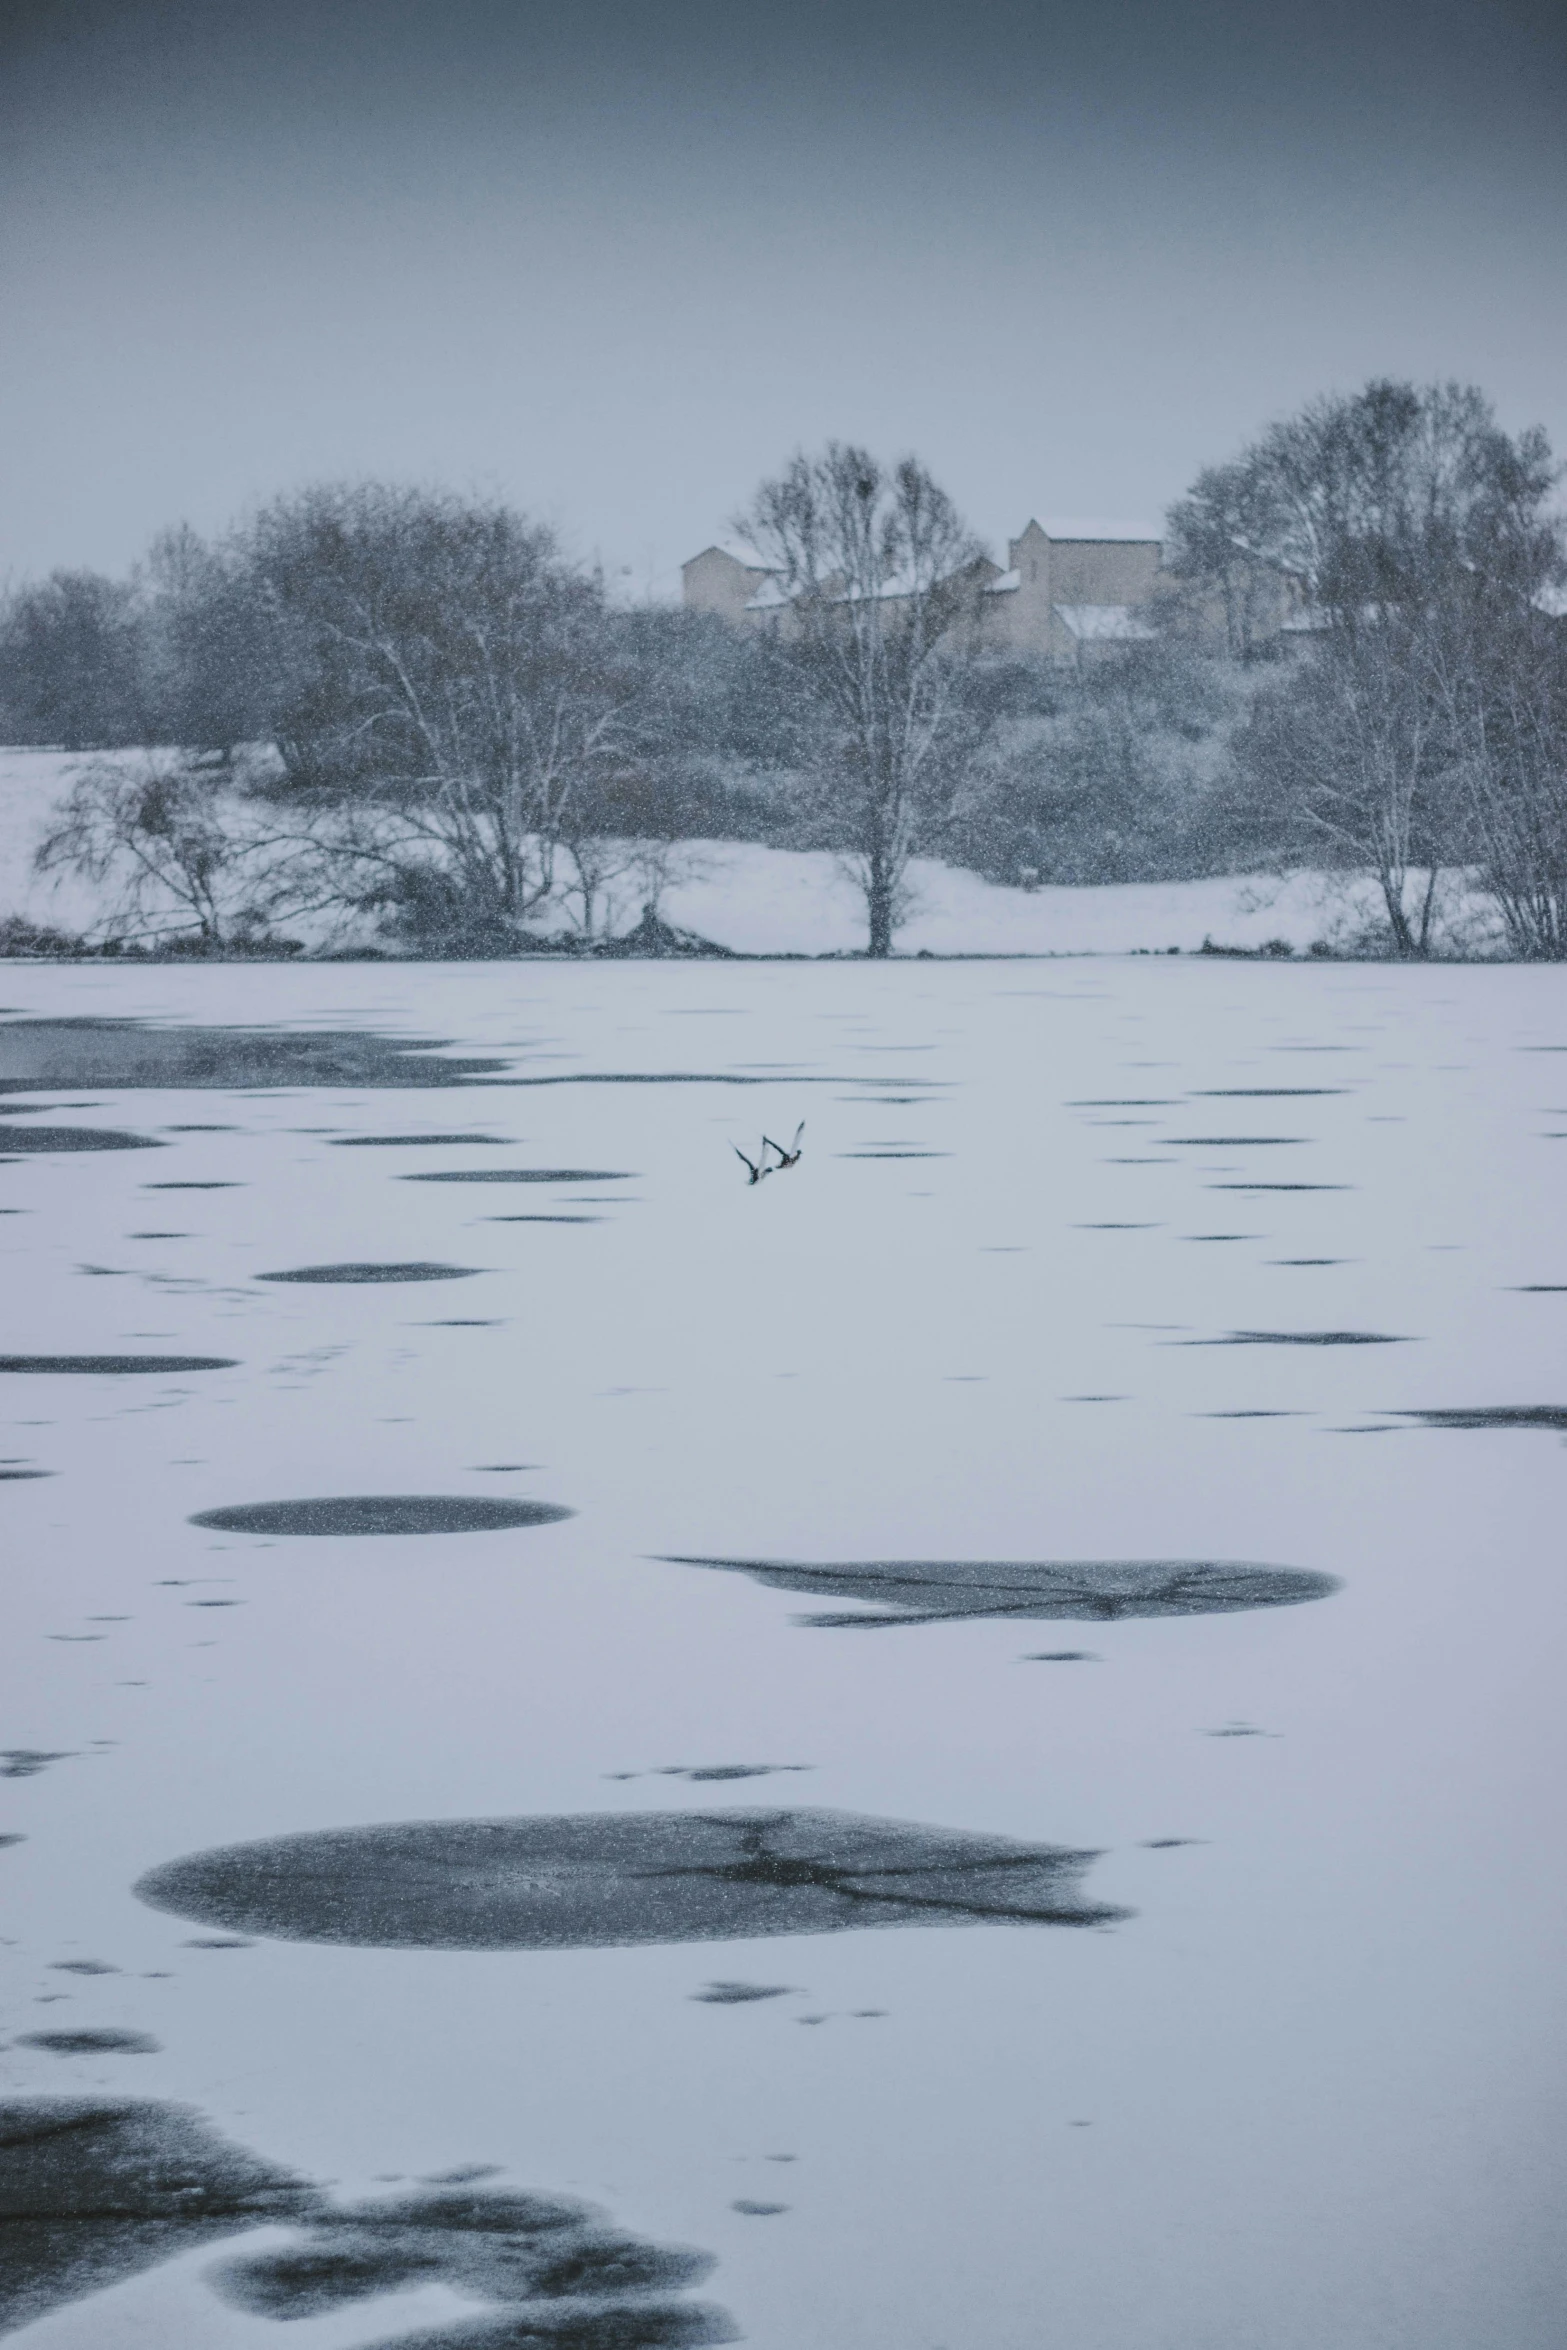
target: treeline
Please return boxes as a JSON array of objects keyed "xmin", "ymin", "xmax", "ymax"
[
  {"xmin": 1163, "ymin": 380, "xmax": 1567, "ymax": 957},
  {"xmin": 3, "ymin": 379, "xmax": 1564, "ymax": 958}
]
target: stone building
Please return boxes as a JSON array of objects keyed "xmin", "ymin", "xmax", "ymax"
[
  {"xmin": 682, "ymin": 514, "xmax": 1166, "ymax": 661},
  {"xmin": 682, "ymin": 511, "xmax": 1315, "ymax": 660},
  {"xmin": 975, "ymin": 516, "xmax": 1162, "ymax": 660}
]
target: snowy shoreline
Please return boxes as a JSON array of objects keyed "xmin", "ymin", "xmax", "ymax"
[{"xmin": 1, "ymin": 747, "xmax": 1510, "ymax": 961}]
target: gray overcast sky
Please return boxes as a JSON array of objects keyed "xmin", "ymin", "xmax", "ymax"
[{"xmin": 2, "ymin": 0, "xmax": 1564, "ymax": 592}]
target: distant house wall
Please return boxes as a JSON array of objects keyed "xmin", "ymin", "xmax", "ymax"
[
  {"xmin": 680, "ymin": 546, "xmax": 782, "ymax": 626},
  {"xmin": 682, "ymin": 515, "xmax": 1229, "ymax": 661},
  {"xmin": 977, "ymin": 521, "xmax": 1165, "ymax": 658}
]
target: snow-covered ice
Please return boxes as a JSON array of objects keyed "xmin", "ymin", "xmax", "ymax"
[{"xmin": 1, "ymin": 955, "xmax": 1564, "ymax": 2350}]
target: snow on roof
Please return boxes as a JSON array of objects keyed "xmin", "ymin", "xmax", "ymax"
[
  {"xmin": 1025, "ymin": 517, "xmax": 1163, "ymax": 544},
  {"xmin": 743, "ymin": 580, "xmax": 792, "ymax": 611},
  {"xmin": 686, "ymin": 541, "xmax": 781, "ymax": 573},
  {"xmin": 983, "ymin": 569, "xmax": 1021, "ymax": 594},
  {"xmin": 1053, "ymin": 603, "xmax": 1159, "ymax": 641}
]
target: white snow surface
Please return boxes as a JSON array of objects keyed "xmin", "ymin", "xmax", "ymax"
[
  {"xmin": 0, "ymin": 746, "xmax": 1489, "ymax": 960},
  {"xmin": 1, "ymin": 955, "xmax": 1564, "ymax": 2350}
]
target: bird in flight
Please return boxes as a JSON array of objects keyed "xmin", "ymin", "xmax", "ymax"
[
  {"xmin": 734, "ymin": 1142, "xmax": 773, "ymax": 1186},
  {"xmin": 763, "ymin": 1122, "xmax": 805, "ymax": 1170}
]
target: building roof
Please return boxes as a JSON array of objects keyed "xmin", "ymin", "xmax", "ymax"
[
  {"xmin": 983, "ymin": 568, "xmax": 1021, "ymax": 594},
  {"xmin": 684, "ymin": 541, "xmax": 781, "ymax": 575},
  {"xmin": 1054, "ymin": 603, "xmax": 1159, "ymax": 642},
  {"xmin": 1023, "ymin": 517, "xmax": 1163, "ymax": 544}
]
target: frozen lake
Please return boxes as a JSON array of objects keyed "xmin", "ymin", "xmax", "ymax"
[{"xmin": 2, "ymin": 957, "xmax": 1564, "ymax": 2350}]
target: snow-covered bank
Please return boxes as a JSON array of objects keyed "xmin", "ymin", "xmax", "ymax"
[
  {"xmin": 654, "ymin": 842, "xmax": 1449, "ymax": 958},
  {"xmin": 0, "ymin": 746, "xmax": 1496, "ymax": 959}
]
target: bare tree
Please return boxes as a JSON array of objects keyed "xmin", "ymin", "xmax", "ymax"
[
  {"xmin": 241, "ymin": 485, "xmax": 638, "ymax": 947},
  {"xmin": 736, "ymin": 445, "xmax": 990, "ymax": 955},
  {"xmin": 0, "ymin": 570, "xmax": 149, "ymax": 747},
  {"xmin": 1184, "ymin": 381, "xmax": 1565, "ymax": 954},
  {"xmin": 33, "ymin": 753, "xmax": 289, "ymax": 949},
  {"xmin": 138, "ymin": 524, "xmax": 275, "ymax": 755},
  {"xmin": 1230, "ymin": 619, "xmax": 1454, "ymax": 956},
  {"xmin": 1435, "ymin": 607, "xmax": 1567, "ymax": 959},
  {"xmin": 1164, "ymin": 456, "xmax": 1295, "ymax": 661},
  {"xmin": 1172, "ymin": 380, "xmax": 1560, "ymax": 629}
]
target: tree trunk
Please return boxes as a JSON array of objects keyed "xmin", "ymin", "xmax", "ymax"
[{"xmin": 866, "ymin": 867, "xmax": 896, "ymax": 958}]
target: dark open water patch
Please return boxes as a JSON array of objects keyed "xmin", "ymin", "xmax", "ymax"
[
  {"xmin": 0, "ymin": 1834, "xmax": 26, "ymax": 1850},
  {"xmin": 2, "ymin": 1749, "xmax": 74, "ymax": 1778},
  {"xmin": 1208, "ymin": 1182, "xmax": 1348, "ymax": 1192},
  {"xmin": 403, "ymin": 1170, "xmax": 634, "ymax": 1185},
  {"xmin": 356, "ymin": 2308, "xmax": 734, "ymax": 2349},
  {"xmin": 189, "ymin": 1496, "xmax": 574, "ymax": 1537},
  {"xmin": 361, "ymin": 2310, "xmax": 734, "ymax": 2348},
  {"xmin": 0, "ymin": 2098, "xmax": 318, "ymax": 2332},
  {"xmin": 691, "ymin": 1981, "xmax": 795, "ymax": 2003},
  {"xmin": 0, "ymin": 1019, "xmax": 507, "ymax": 1094},
  {"xmin": 1397, "ymin": 1405, "xmax": 1567, "ymax": 1432},
  {"xmin": 0, "ymin": 1355, "xmax": 237, "ymax": 1374},
  {"xmin": 17, "ymin": 2032, "xmax": 161, "ymax": 2056},
  {"xmin": 658, "ymin": 1556, "xmax": 1339, "ymax": 1627},
  {"xmin": 258, "ymin": 1263, "xmax": 481, "ymax": 1284},
  {"xmin": 0, "ymin": 1467, "xmax": 51, "ymax": 1479},
  {"xmin": 502, "ymin": 1072, "xmax": 933, "ymax": 1090},
  {"xmin": 1193, "ymin": 1088, "xmax": 1345, "ymax": 1097},
  {"xmin": 134, "ymin": 1808, "xmax": 1124, "ymax": 1949},
  {"xmin": 1183, "ymin": 1331, "xmax": 1407, "ymax": 1347},
  {"xmin": 0, "ymin": 2106, "xmax": 731, "ymax": 2350},
  {"xmin": 333, "ymin": 1135, "xmax": 511, "ymax": 1147},
  {"xmin": 0, "ymin": 1126, "xmax": 162, "ymax": 1153},
  {"xmin": 208, "ymin": 2187, "xmax": 726, "ymax": 2342},
  {"xmin": 1165, "ymin": 1136, "xmax": 1305, "ymax": 1147}
]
